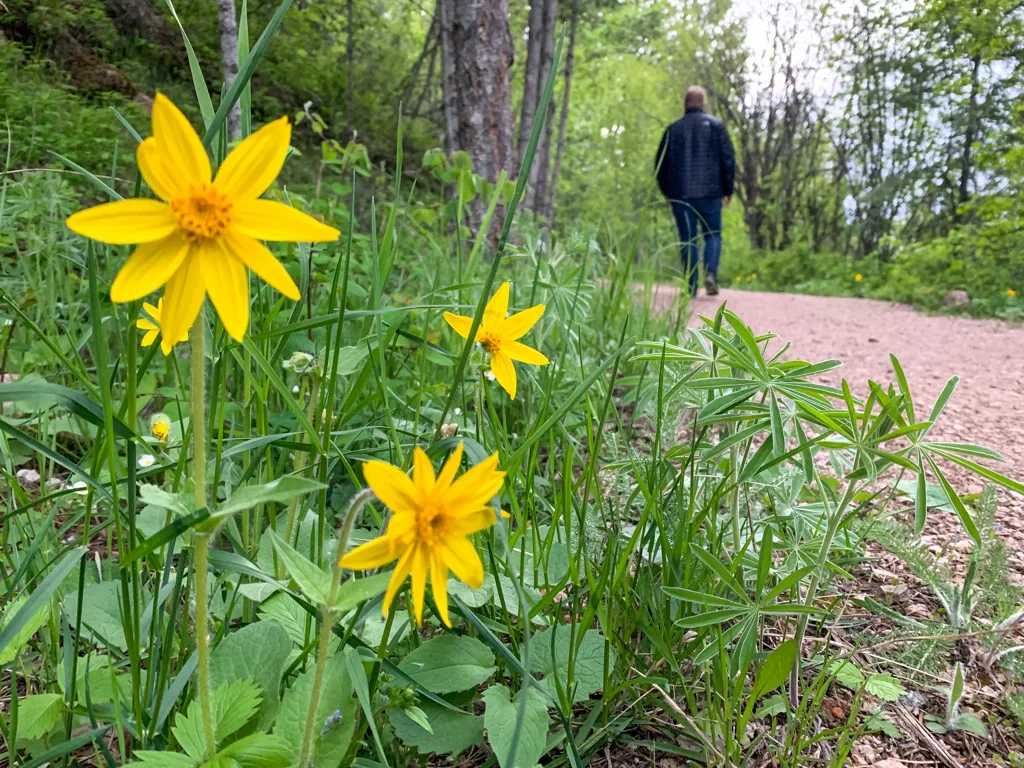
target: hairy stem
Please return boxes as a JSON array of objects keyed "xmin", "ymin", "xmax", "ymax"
[{"xmin": 297, "ymin": 488, "xmax": 375, "ymax": 767}]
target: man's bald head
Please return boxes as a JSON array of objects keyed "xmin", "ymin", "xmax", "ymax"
[{"xmin": 685, "ymin": 86, "xmax": 706, "ymax": 110}]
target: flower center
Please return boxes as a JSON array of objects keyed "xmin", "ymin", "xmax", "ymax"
[
  {"xmin": 478, "ymin": 331, "xmax": 502, "ymax": 355},
  {"xmin": 415, "ymin": 503, "xmax": 447, "ymax": 549},
  {"xmin": 170, "ymin": 184, "xmax": 232, "ymax": 241}
]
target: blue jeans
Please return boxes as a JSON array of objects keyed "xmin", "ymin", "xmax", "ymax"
[{"xmin": 671, "ymin": 198, "xmax": 722, "ymax": 295}]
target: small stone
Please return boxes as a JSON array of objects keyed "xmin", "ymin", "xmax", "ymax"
[
  {"xmin": 952, "ymin": 539, "xmax": 974, "ymax": 553},
  {"xmin": 872, "ymin": 760, "xmax": 908, "ymax": 768},
  {"xmin": 16, "ymin": 468, "xmax": 40, "ymax": 488},
  {"xmin": 942, "ymin": 290, "xmax": 971, "ymax": 307}
]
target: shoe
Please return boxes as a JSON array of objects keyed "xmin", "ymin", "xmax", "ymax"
[{"xmin": 704, "ymin": 274, "xmax": 719, "ymax": 296}]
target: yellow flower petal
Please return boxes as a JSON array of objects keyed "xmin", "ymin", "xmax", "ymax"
[
  {"xmin": 340, "ymin": 535, "xmax": 397, "ymax": 570},
  {"xmin": 430, "ymin": 552, "xmax": 451, "ymax": 627},
  {"xmin": 483, "ymin": 282, "xmax": 510, "ymax": 328},
  {"xmin": 412, "ymin": 447, "xmax": 435, "ymax": 496},
  {"xmin": 159, "ymin": 251, "xmax": 205, "ymax": 354},
  {"xmin": 500, "ymin": 304, "xmax": 545, "ymax": 340},
  {"xmin": 503, "ymin": 340, "xmax": 549, "ymax": 366},
  {"xmin": 110, "ymin": 234, "xmax": 190, "ymax": 303},
  {"xmin": 439, "ymin": 537, "xmax": 484, "ymax": 589},
  {"xmin": 151, "ymin": 93, "xmax": 211, "ymax": 186},
  {"xmin": 66, "ymin": 199, "xmax": 176, "ymax": 245},
  {"xmin": 362, "ymin": 460, "xmax": 419, "ymax": 514},
  {"xmin": 382, "ymin": 547, "xmax": 415, "ymax": 617},
  {"xmin": 489, "ymin": 350, "xmax": 517, "ymax": 399},
  {"xmin": 410, "ymin": 547, "xmax": 428, "ymax": 624},
  {"xmin": 221, "ymin": 230, "xmax": 300, "ymax": 301},
  {"xmin": 141, "ymin": 329, "xmax": 158, "ymax": 347},
  {"xmin": 214, "ymin": 116, "xmax": 290, "ymax": 200},
  {"xmin": 143, "ymin": 301, "xmax": 160, "ymax": 317},
  {"xmin": 200, "ymin": 241, "xmax": 249, "ymax": 341},
  {"xmin": 449, "ymin": 508, "xmax": 499, "ymax": 536},
  {"xmin": 443, "ymin": 312, "xmax": 474, "ymax": 339},
  {"xmin": 136, "ymin": 138, "xmax": 183, "ymax": 201},
  {"xmin": 444, "ymin": 452, "xmax": 504, "ymax": 511},
  {"xmin": 231, "ymin": 199, "xmax": 340, "ymax": 243},
  {"xmin": 136, "ymin": 318, "xmax": 158, "ymax": 332},
  {"xmin": 435, "ymin": 441, "xmax": 464, "ymax": 491}
]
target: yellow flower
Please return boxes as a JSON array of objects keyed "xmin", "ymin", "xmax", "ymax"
[
  {"xmin": 137, "ymin": 298, "xmax": 189, "ymax": 353},
  {"xmin": 66, "ymin": 94, "xmax": 339, "ymax": 345},
  {"xmin": 340, "ymin": 442, "xmax": 504, "ymax": 627},
  {"xmin": 442, "ymin": 282, "xmax": 548, "ymax": 400},
  {"xmin": 1008, "ymin": 288, "xmax": 1018, "ymax": 298},
  {"xmin": 151, "ymin": 416, "xmax": 171, "ymax": 442},
  {"xmin": 854, "ymin": 273, "xmax": 863, "ymax": 282}
]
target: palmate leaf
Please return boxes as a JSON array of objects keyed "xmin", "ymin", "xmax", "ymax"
[{"xmin": 214, "ymin": 679, "xmax": 263, "ymax": 741}]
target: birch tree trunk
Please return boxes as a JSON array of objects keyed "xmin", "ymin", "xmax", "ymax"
[
  {"xmin": 440, "ymin": 0, "xmax": 515, "ymax": 235},
  {"xmin": 216, "ymin": 0, "xmax": 241, "ymax": 140}
]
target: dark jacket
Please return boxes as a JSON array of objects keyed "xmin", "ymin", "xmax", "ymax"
[{"xmin": 655, "ymin": 107, "xmax": 736, "ymax": 201}]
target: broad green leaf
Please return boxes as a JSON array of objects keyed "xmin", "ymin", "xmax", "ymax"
[
  {"xmin": 830, "ymin": 660, "xmax": 865, "ymax": 690},
  {"xmin": 865, "ymin": 673, "xmax": 906, "ymax": 702},
  {"xmin": 131, "ymin": 751, "xmax": 196, "ymax": 768},
  {"xmin": 213, "ymin": 476, "xmax": 326, "ymax": 522},
  {"xmin": 211, "ymin": 733, "xmax": 291, "ymax": 768},
  {"xmin": 401, "ymin": 705, "xmax": 432, "ymax": 733},
  {"xmin": 1, "ymin": 549, "xmax": 85, "ymax": 660},
  {"xmin": 209, "ymin": 620, "xmax": 292, "ymax": 731},
  {"xmin": 63, "ymin": 581, "xmax": 130, "ymax": 651},
  {"xmin": 333, "ymin": 572, "xmax": 390, "ymax": 614},
  {"xmin": 257, "ymin": 593, "xmax": 314, "ymax": 647},
  {"xmin": 16, "ymin": 693, "xmax": 63, "ymax": 740},
  {"xmin": 482, "ymin": 684, "xmax": 549, "ymax": 768},
  {"xmin": 954, "ymin": 713, "xmax": 988, "ymax": 736},
  {"xmin": 530, "ymin": 627, "xmax": 611, "ymax": 703},
  {"xmin": 949, "ymin": 661, "xmax": 964, "ymax": 713},
  {"xmin": 0, "ymin": 594, "xmax": 47, "ymax": 665},
  {"xmin": 754, "ymin": 694, "xmax": 788, "ymax": 719},
  {"xmin": 446, "ymin": 574, "xmax": 494, "ymax": 608},
  {"xmin": 390, "ymin": 701, "xmax": 483, "ymax": 756},
  {"xmin": 139, "ymin": 485, "xmax": 192, "ymax": 516},
  {"xmin": 171, "ymin": 699, "xmax": 208, "ymax": 761},
  {"xmin": 398, "ymin": 635, "xmax": 497, "ymax": 694},
  {"xmin": 273, "ymin": 650, "xmax": 356, "ymax": 767},
  {"xmin": 57, "ymin": 654, "xmax": 130, "ymax": 706},
  {"xmin": 214, "ymin": 679, "xmax": 262, "ymax": 741},
  {"xmin": 265, "ymin": 529, "xmax": 331, "ymax": 605},
  {"xmin": 750, "ymin": 639, "xmax": 796, "ymax": 701}
]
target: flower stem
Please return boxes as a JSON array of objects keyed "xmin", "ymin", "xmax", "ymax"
[
  {"xmin": 297, "ymin": 488, "xmax": 375, "ymax": 768},
  {"xmin": 190, "ymin": 312, "xmax": 216, "ymax": 757},
  {"xmin": 284, "ymin": 373, "xmax": 321, "ymax": 551}
]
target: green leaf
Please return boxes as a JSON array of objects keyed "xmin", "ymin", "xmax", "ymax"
[
  {"xmin": 214, "ymin": 679, "xmax": 262, "ymax": 741},
  {"xmin": 333, "ymin": 572, "xmax": 391, "ymax": 614},
  {"xmin": 0, "ymin": 381, "xmax": 131, "ymax": 437},
  {"xmin": 754, "ymin": 694, "xmax": 788, "ymax": 720},
  {"xmin": 402, "ymin": 705, "xmax": 432, "ymax": 733},
  {"xmin": 139, "ymin": 485, "xmax": 193, "ymax": 516},
  {"xmin": 213, "ymin": 477, "xmax": 326, "ymax": 524},
  {"xmin": 171, "ymin": 700, "xmax": 208, "ymax": 762},
  {"xmin": 954, "ymin": 712, "xmax": 988, "ymax": 737},
  {"xmin": 209, "ymin": 621, "xmax": 292, "ymax": 732},
  {"xmin": 447, "ymin": 574, "xmax": 495, "ymax": 608},
  {"xmin": 531, "ymin": 627, "xmax": 611, "ymax": 704},
  {"xmin": 949, "ymin": 661, "xmax": 964, "ymax": 713},
  {"xmin": 273, "ymin": 651, "xmax": 356, "ymax": 767},
  {"xmin": 398, "ymin": 634, "xmax": 497, "ymax": 694},
  {"xmin": 16, "ymin": 693, "xmax": 64, "ymax": 740},
  {"xmin": 1, "ymin": 549, "xmax": 85, "ymax": 662},
  {"xmin": 390, "ymin": 701, "xmax": 483, "ymax": 756},
  {"xmin": 0, "ymin": 594, "xmax": 48, "ymax": 665},
  {"xmin": 864, "ymin": 710, "xmax": 900, "ymax": 739},
  {"xmin": 865, "ymin": 673, "xmax": 906, "ymax": 702},
  {"xmin": 210, "ymin": 733, "xmax": 292, "ymax": 768},
  {"xmin": 132, "ymin": 751, "xmax": 197, "ymax": 768},
  {"xmin": 750, "ymin": 639, "xmax": 796, "ymax": 701},
  {"xmin": 63, "ymin": 581, "xmax": 130, "ymax": 651},
  {"xmin": 265, "ymin": 529, "xmax": 332, "ymax": 605},
  {"xmin": 830, "ymin": 660, "xmax": 865, "ymax": 690},
  {"xmin": 482, "ymin": 684, "xmax": 549, "ymax": 768}
]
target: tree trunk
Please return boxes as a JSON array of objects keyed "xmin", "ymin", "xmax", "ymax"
[
  {"xmin": 545, "ymin": 0, "xmax": 578, "ymax": 223},
  {"xmin": 516, "ymin": 0, "xmax": 546, "ymax": 166},
  {"xmin": 346, "ymin": 0, "xmax": 355, "ymax": 137},
  {"xmin": 957, "ymin": 53, "xmax": 982, "ymax": 212},
  {"xmin": 215, "ymin": 0, "xmax": 241, "ymax": 140},
  {"xmin": 440, "ymin": 0, "xmax": 515, "ymax": 234},
  {"xmin": 528, "ymin": 0, "xmax": 558, "ymax": 213}
]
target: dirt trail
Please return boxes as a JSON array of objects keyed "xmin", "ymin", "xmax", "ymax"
[{"xmin": 651, "ymin": 286, "xmax": 1024, "ymax": 572}]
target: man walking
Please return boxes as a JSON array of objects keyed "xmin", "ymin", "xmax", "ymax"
[{"xmin": 655, "ymin": 86, "xmax": 736, "ymax": 296}]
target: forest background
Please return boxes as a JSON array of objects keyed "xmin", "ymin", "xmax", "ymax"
[{"xmin": 2, "ymin": 0, "xmax": 1023, "ymax": 318}]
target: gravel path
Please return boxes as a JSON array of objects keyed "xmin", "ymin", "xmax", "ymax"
[{"xmin": 652, "ymin": 286, "xmax": 1024, "ymax": 571}]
